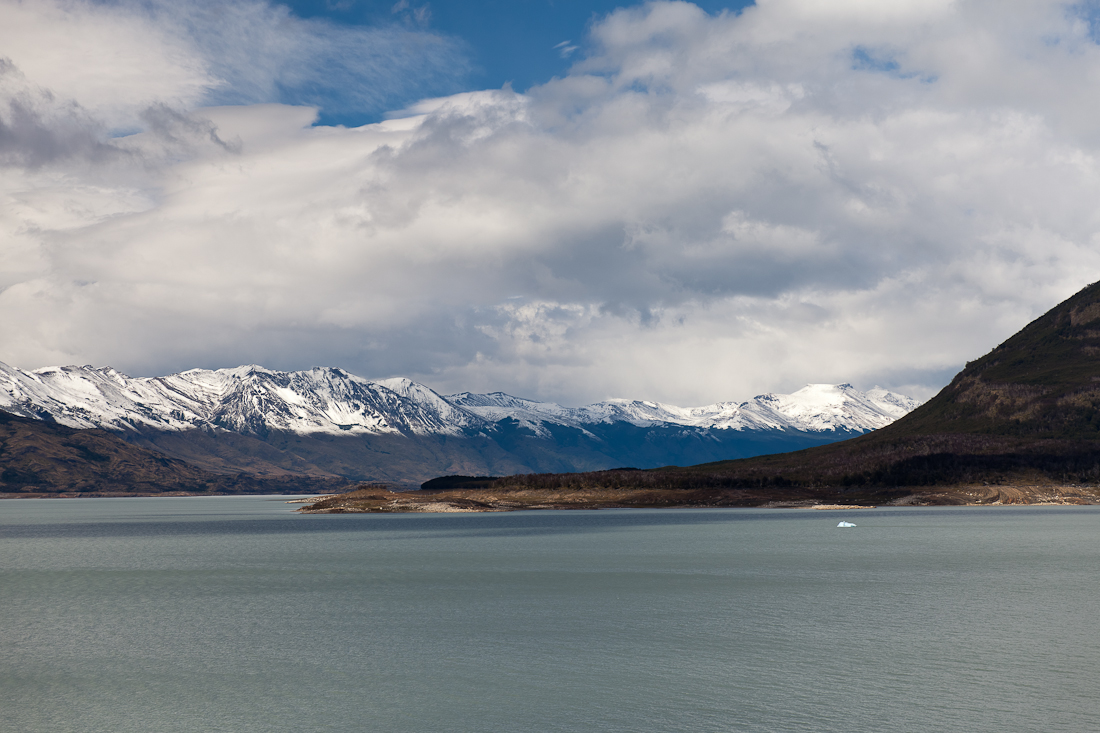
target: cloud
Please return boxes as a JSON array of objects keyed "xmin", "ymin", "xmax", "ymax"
[
  {"xmin": 3, "ymin": 0, "xmax": 1100, "ymax": 407},
  {"xmin": 554, "ymin": 40, "xmax": 579, "ymax": 58},
  {"xmin": 0, "ymin": 59, "xmax": 122, "ymax": 168},
  {"xmin": 391, "ymin": 0, "xmax": 432, "ymax": 28},
  {"xmin": 0, "ymin": 0, "xmax": 469, "ymax": 128}
]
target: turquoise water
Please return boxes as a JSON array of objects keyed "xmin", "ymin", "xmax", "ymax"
[{"xmin": 2, "ymin": 498, "xmax": 1099, "ymax": 732}]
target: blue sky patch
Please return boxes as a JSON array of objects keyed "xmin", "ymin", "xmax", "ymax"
[
  {"xmin": 850, "ymin": 45, "xmax": 928, "ymax": 81},
  {"xmin": 280, "ymin": 0, "xmax": 755, "ymax": 126}
]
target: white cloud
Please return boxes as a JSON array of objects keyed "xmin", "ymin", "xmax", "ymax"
[
  {"xmin": 0, "ymin": 0, "xmax": 468, "ymax": 129},
  {"xmin": 2, "ymin": 0, "xmax": 1100, "ymax": 407},
  {"xmin": 0, "ymin": 0, "xmax": 212, "ymax": 128}
]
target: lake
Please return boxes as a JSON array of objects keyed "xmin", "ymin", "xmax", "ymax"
[{"xmin": 2, "ymin": 498, "xmax": 1098, "ymax": 732}]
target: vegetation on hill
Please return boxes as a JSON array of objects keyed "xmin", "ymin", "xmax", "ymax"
[{"xmin": 892, "ymin": 280, "xmax": 1100, "ymax": 439}]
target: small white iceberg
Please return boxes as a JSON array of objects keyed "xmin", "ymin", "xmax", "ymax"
[{"xmin": 837, "ymin": 521, "xmax": 857, "ymax": 528}]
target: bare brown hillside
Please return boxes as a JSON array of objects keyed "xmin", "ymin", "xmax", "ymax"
[{"xmin": 0, "ymin": 411, "xmax": 348, "ymax": 497}]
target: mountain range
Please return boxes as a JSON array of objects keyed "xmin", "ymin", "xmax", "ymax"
[{"xmin": 0, "ymin": 360, "xmax": 918, "ymax": 492}]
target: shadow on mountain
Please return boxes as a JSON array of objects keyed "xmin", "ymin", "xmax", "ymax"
[{"xmin": 122, "ymin": 418, "xmax": 856, "ymax": 486}]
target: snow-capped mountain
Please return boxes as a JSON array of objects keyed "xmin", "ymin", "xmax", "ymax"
[
  {"xmin": 446, "ymin": 383, "xmax": 919, "ymax": 436},
  {"xmin": 0, "ymin": 360, "xmax": 919, "ymax": 438},
  {"xmin": 0, "ymin": 363, "xmax": 480, "ymax": 437}
]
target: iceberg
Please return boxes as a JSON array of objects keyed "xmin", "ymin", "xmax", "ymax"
[{"xmin": 837, "ymin": 521, "xmax": 857, "ymax": 528}]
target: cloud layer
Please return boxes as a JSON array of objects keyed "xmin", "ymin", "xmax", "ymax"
[{"xmin": 3, "ymin": 0, "xmax": 1100, "ymax": 406}]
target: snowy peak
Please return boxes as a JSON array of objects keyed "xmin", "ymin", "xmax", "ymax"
[
  {"xmin": 577, "ymin": 399, "xmax": 697, "ymax": 426},
  {"xmin": 446, "ymin": 391, "xmax": 582, "ymax": 436},
  {"xmin": 739, "ymin": 383, "xmax": 914, "ymax": 433},
  {"xmin": 448, "ymin": 391, "xmax": 546, "ymax": 410},
  {"xmin": 185, "ymin": 366, "xmax": 485, "ymax": 436},
  {"xmin": 203, "ymin": 367, "xmax": 400, "ymax": 435},
  {"xmin": 865, "ymin": 387, "xmax": 922, "ymax": 417}
]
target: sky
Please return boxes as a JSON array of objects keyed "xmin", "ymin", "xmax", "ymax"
[
  {"xmin": 277, "ymin": 0, "xmax": 754, "ymax": 125},
  {"xmin": 2, "ymin": 0, "xmax": 1100, "ymax": 407}
]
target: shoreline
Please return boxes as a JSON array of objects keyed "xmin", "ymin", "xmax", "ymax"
[{"xmin": 294, "ymin": 482, "xmax": 1100, "ymax": 514}]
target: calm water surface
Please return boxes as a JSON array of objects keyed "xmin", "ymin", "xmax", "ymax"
[{"xmin": 2, "ymin": 498, "xmax": 1099, "ymax": 732}]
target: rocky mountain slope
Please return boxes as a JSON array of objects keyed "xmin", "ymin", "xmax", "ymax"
[{"xmin": 0, "ymin": 361, "xmax": 919, "ymax": 487}]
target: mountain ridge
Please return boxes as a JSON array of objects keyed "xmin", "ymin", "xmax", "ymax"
[
  {"xmin": 445, "ymin": 382, "xmax": 914, "ymax": 435},
  {"xmin": 0, "ymin": 360, "xmax": 920, "ymax": 488},
  {"xmin": 0, "ymin": 360, "xmax": 918, "ymax": 438}
]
